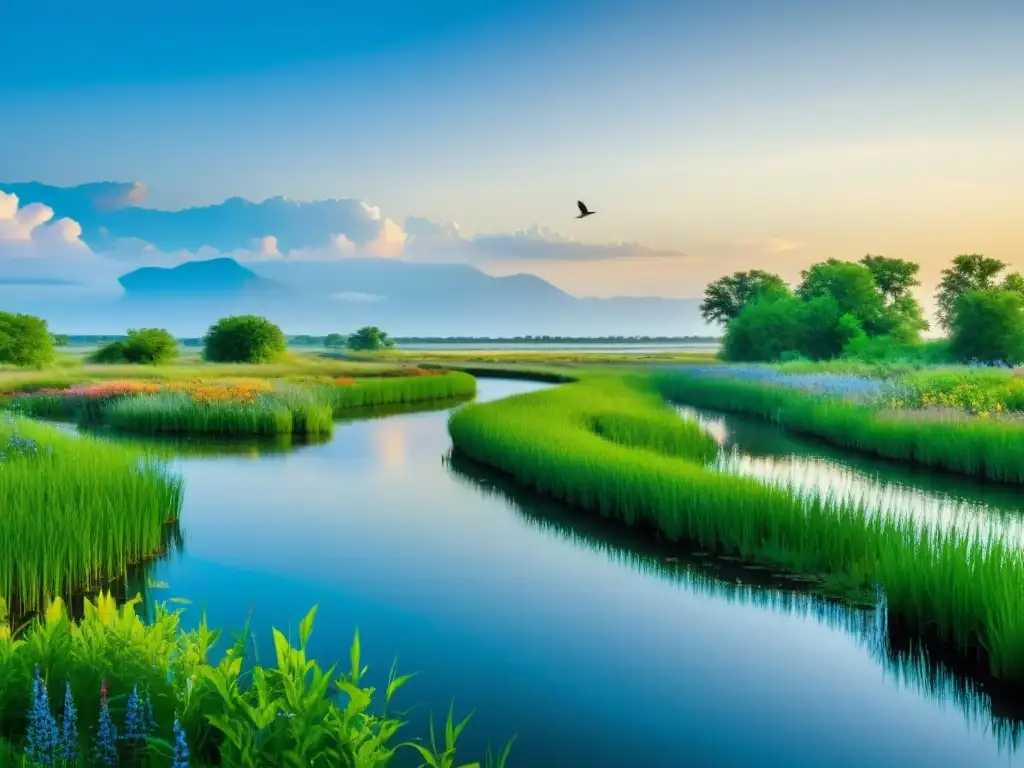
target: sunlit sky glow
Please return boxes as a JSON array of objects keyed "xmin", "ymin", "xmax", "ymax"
[{"xmin": 1, "ymin": 0, "xmax": 1022, "ymax": 305}]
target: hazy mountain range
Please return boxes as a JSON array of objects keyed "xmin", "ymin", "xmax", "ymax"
[{"xmin": 0, "ymin": 181, "xmax": 709, "ymax": 336}]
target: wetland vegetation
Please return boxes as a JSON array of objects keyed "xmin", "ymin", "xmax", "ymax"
[{"xmin": 6, "ymin": 300, "xmax": 1024, "ymax": 765}]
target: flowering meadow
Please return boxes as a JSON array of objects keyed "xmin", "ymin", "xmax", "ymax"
[
  {"xmin": 0, "ymin": 371, "xmax": 476, "ymax": 437},
  {"xmin": 0, "ymin": 594, "xmax": 505, "ymax": 767}
]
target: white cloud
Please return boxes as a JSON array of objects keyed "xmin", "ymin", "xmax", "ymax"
[{"xmin": 0, "ymin": 189, "xmax": 123, "ymax": 288}]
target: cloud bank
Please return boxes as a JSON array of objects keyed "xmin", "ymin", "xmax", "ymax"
[{"xmin": 0, "ymin": 183, "xmax": 694, "ymax": 288}]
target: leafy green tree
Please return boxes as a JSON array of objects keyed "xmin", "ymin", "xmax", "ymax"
[
  {"xmin": 51, "ymin": 334, "xmax": 70, "ymax": 347},
  {"xmin": 346, "ymin": 326, "xmax": 395, "ymax": 351},
  {"xmin": 324, "ymin": 333, "xmax": 348, "ymax": 348},
  {"xmin": 0, "ymin": 312, "xmax": 55, "ymax": 368},
  {"xmin": 935, "ymin": 254, "xmax": 1008, "ymax": 330},
  {"xmin": 203, "ymin": 315, "xmax": 287, "ymax": 363},
  {"xmin": 949, "ymin": 290, "xmax": 1024, "ymax": 365},
  {"xmin": 1001, "ymin": 271, "xmax": 1024, "ymax": 295},
  {"xmin": 91, "ymin": 328, "xmax": 179, "ymax": 365},
  {"xmin": 699, "ymin": 270, "xmax": 790, "ymax": 326},
  {"xmin": 858, "ymin": 255, "xmax": 920, "ymax": 304},
  {"xmin": 721, "ymin": 295, "xmax": 805, "ymax": 362},
  {"xmin": 797, "ymin": 259, "xmax": 889, "ymax": 335}
]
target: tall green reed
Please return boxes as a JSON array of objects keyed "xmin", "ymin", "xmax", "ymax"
[
  {"xmin": 447, "ymin": 374, "xmax": 1024, "ymax": 679},
  {"xmin": 653, "ymin": 370, "xmax": 1024, "ymax": 484},
  {"xmin": 0, "ymin": 415, "xmax": 182, "ymax": 612}
]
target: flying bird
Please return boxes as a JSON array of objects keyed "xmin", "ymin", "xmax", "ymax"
[{"xmin": 575, "ymin": 200, "xmax": 596, "ymax": 219}]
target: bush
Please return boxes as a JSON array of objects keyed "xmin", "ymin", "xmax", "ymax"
[
  {"xmin": 202, "ymin": 315, "xmax": 286, "ymax": 363},
  {"xmin": 949, "ymin": 290, "xmax": 1024, "ymax": 365},
  {"xmin": 0, "ymin": 312, "xmax": 54, "ymax": 368},
  {"xmin": 346, "ymin": 326, "xmax": 394, "ymax": 351},
  {"xmin": 90, "ymin": 329, "xmax": 178, "ymax": 365}
]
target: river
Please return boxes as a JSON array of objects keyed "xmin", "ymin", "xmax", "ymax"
[{"xmin": 87, "ymin": 379, "xmax": 1024, "ymax": 766}]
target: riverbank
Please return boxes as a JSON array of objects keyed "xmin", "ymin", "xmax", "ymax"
[{"xmin": 447, "ymin": 372, "xmax": 1024, "ymax": 680}]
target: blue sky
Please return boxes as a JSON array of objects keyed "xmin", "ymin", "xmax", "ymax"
[{"xmin": 1, "ymin": 1, "xmax": 1022, "ymax": 300}]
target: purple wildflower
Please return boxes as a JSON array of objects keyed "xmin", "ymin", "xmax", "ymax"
[
  {"xmin": 26, "ymin": 666, "xmax": 59, "ymax": 766},
  {"xmin": 94, "ymin": 690, "xmax": 118, "ymax": 767},
  {"xmin": 123, "ymin": 684, "xmax": 144, "ymax": 740},
  {"xmin": 60, "ymin": 681, "xmax": 79, "ymax": 762},
  {"xmin": 173, "ymin": 715, "xmax": 190, "ymax": 768}
]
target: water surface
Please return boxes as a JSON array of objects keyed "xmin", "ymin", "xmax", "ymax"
[{"xmin": 94, "ymin": 379, "xmax": 1024, "ymax": 766}]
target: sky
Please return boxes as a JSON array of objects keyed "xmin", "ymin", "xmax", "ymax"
[{"xmin": 1, "ymin": 0, "xmax": 1023, "ymax": 307}]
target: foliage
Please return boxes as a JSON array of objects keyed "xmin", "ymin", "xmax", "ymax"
[
  {"xmin": 323, "ymin": 333, "xmax": 347, "ymax": 349},
  {"xmin": 934, "ymin": 254, "xmax": 1009, "ymax": 330},
  {"xmin": 346, "ymin": 327, "xmax": 395, "ymax": 352},
  {"xmin": 0, "ymin": 594, "xmax": 510, "ymax": 767},
  {"xmin": 0, "ymin": 312, "xmax": 55, "ymax": 368},
  {"xmin": 51, "ymin": 335, "xmax": 70, "ymax": 348},
  {"xmin": 0, "ymin": 412, "xmax": 182, "ymax": 611},
  {"xmin": 202, "ymin": 316, "xmax": 287, "ymax": 364},
  {"xmin": 449, "ymin": 372, "xmax": 1024, "ymax": 679},
  {"xmin": 699, "ymin": 270, "xmax": 790, "ymax": 326},
  {"xmin": 720, "ymin": 295, "xmax": 805, "ymax": 362},
  {"xmin": 858, "ymin": 255, "xmax": 920, "ymax": 304},
  {"xmin": 797, "ymin": 259, "xmax": 890, "ymax": 336},
  {"xmin": 948, "ymin": 290, "xmax": 1024, "ymax": 366},
  {"xmin": 90, "ymin": 329, "xmax": 180, "ymax": 366}
]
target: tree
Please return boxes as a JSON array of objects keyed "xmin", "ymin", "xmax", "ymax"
[
  {"xmin": 203, "ymin": 315, "xmax": 287, "ymax": 363},
  {"xmin": 797, "ymin": 259, "xmax": 888, "ymax": 335},
  {"xmin": 935, "ymin": 254, "xmax": 1008, "ymax": 330},
  {"xmin": 699, "ymin": 270, "xmax": 790, "ymax": 326},
  {"xmin": 92, "ymin": 328, "xmax": 179, "ymax": 365},
  {"xmin": 949, "ymin": 290, "xmax": 1024, "ymax": 365},
  {"xmin": 52, "ymin": 334, "xmax": 70, "ymax": 347},
  {"xmin": 346, "ymin": 326, "xmax": 395, "ymax": 351},
  {"xmin": 0, "ymin": 312, "xmax": 55, "ymax": 368},
  {"xmin": 720, "ymin": 296, "xmax": 805, "ymax": 362},
  {"xmin": 858, "ymin": 255, "xmax": 920, "ymax": 304},
  {"xmin": 1001, "ymin": 272, "xmax": 1024, "ymax": 296},
  {"xmin": 324, "ymin": 333, "xmax": 348, "ymax": 348}
]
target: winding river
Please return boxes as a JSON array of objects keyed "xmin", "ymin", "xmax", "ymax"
[{"xmin": 84, "ymin": 379, "xmax": 1024, "ymax": 766}]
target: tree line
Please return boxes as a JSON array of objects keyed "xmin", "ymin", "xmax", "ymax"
[{"xmin": 701, "ymin": 254, "xmax": 1024, "ymax": 364}]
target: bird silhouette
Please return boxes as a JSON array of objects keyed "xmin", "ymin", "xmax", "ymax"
[{"xmin": 576, "ymin": 200, "xmax": 596, "ymax": 219}]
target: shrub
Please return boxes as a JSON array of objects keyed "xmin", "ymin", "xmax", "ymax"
[
  {"xmin": 202, "ymin": 315, "xmax": 286, "ymax": 363},
  {"xmin": 0, "ymin": 312, "xmax": 54, "ymax": 368},
  {"xmin": 346, "ymin": 326, "xmax": 395, "ymax": 351}
]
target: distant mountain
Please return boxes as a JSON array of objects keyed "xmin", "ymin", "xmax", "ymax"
[
  {"xmin": 119, "ymin": 258, "xmax": 285, "ymax": 295},
  {"xmin": 107, "ymin": 257, "xmax": 708, "ymax": 337},
  {"xmin": 0, "ymin": 277, "xmax": 81, "ymax": 286}
]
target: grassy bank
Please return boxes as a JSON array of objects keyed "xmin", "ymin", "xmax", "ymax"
[
  {"xmin": 447, "ymin": 373, "xmax": 1024, "ymax": 679},
  {"xmin": 653, "ymin": 368, "xmax": 1024, "ymax": 485},
  {"xmin": 0, "ymin": 414, "xmax": 183, "ymax": 611},
  {"xmin": 3, "ymin": 371, "xmax": 477, "ymax": 437},
  {"xmin": 0, "ymin": 593, "xmax": 510, "ymax": 767}
]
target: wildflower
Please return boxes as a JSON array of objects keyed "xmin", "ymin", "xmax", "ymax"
[
  {"xmin": 26, "ymin": 666, "xmax": 59, "ymax": 766},
  {"xmin": 60, "ymin": 681, "xmax": 79, "ymax": 762},
  {"xmin": 123, "ymin": 684, "xmax": 145, "ymax": 740},
  {"xmin": 94, "ymin": 682, "xmax": 118, "ymax": 767},
  {"xmin": 173, "ymin": 715, "xmax": 190, "ymax": 768}
]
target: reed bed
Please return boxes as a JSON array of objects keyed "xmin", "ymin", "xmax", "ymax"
[
  {"xmin": 317, "ymin": 369, "xmax": 477, "ymax": 412},
  {"xmin": 0, "ymin": 414, "xmax": 183, "ymax": 611},
  {"xmin": 447, "ymin": 374, "xmax": 1024, "ymax": 679},
  {"xmin": 653, "ymin": 369, "xmax": 1024, "ymax": 485}
]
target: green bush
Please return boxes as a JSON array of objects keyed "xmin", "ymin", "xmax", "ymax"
[
  {"xmin": 203, "ymin": 315, "xmax": 287, "ymax": 363},
  {"xmin": 90, "ymin": 329, "xmax": 179, "ymax": 365},
  {"xmin": 0, "ymin": 312, "xmax": 54, "ymax": 368},
  {"xmin": 949, "ymin": 290, "xmax": 1024, "ymax": 365}
]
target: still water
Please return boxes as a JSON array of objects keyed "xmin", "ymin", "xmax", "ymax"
[{"xmin": 101, "ymin": 379, "xmax": 1022, "ymax": 767}]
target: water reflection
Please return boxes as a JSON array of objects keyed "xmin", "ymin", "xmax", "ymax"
[
  {"xmin": 444, "ymin": 452, "xmax": 1024, "ymax": 754},
  {"xmin": 680, "ymin": 405, "xmax": 1024, "ymax": 544}
]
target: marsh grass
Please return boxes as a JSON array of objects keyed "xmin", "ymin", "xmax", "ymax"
[
  {"xmin": 653, "ymin": 370, "xmax": 1024, "ymax": 485},
  {"xmin": 447, "ymin": 374, "xmax": 1024, "ymax": 679},
  {"xmin": 0, "ymin": 415, "xmax": 182, "ymax": 612},
  {"xmin": 317, "ymin": 370, "xmax": 477, "ymax": 413}
]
